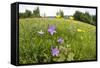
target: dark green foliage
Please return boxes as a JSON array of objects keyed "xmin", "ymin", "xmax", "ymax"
[
  {"xmin": 25, "ymin": 10, "xmax": 32, "ymax": 18},
  {"xmin": 19, "ymin": 7, "xmax": 40, "ymax": 18},
  {"xmin": 56, "ymin": 12, "xmax": 59, "ymax": 16},
  {"xmin": 73, "ymin": 11, "xmax": 96, "ymax": 25},
  {"xmin": 60, "ymin": 10, "xmax": 64, "ymax": 17},
  {"xmin": 33, "ymin": 7, "xmax": 40, "ymax": 17},
  {"xmin": 93, "ymin": 15, "xmax": 96, "ymax": 22},
  {"xmin": 74, "ymin": 11, "xmax": 85, "ymax": 22},
  {"xmin": 56, "ymin": 10, "xmax": 64, "ymax": 17},
  {"xmin": 19, "ymin": 10, "xmax": 32, "ymax": 18},
  {"xmin": 92, "ymin": 15, "xmax": 96, "ymax": 25},
  {"xmin": 19, "ymin": 13, "xmax": 26, "ymax": 18}
]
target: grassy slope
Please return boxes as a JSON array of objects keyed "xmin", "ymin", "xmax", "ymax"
[{"xmin": 19, "ymin": 18, "xmax": 96, "ymax": 64}]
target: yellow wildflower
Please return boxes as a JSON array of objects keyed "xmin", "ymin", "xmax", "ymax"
[
  {"xmin": 56, "ymin": 15, "xmax": 61, "ymax": 19},
  {"xmin": 69, "ymin": 16, "xmax": 74, "ymax": 20},
  {"xmin": 77, "ymin": 29, "xmax": 85, "ymax": 32}
]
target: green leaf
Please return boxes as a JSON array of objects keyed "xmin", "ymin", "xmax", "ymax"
[{"xmin": 67, "ymin": 52, "xmax": 75, "ymax": 61}]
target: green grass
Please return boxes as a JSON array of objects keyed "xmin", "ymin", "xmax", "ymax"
[{"xmin": 19, "ymin": 18, "xmax": 96, "ymax": 64}]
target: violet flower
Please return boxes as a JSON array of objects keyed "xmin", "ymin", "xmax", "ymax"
[
  {"xmin": 57, "ymin": 38, "xmax": 64, "ymax": 44},
  {"xmin": 48, "ymin": 25, "xmax": 56, "ymax": 35},
  {"xmin": 51, "ymin": 47, "xmax": 59, "ymax": 56}
]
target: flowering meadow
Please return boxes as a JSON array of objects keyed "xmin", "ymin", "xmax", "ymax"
[{"xmin": 19, "ymin": 18, "xmax": 96, "ymax": 64}]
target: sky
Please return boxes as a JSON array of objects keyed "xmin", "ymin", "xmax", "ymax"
[{"xmin": 19, "ymin": 4, "xmax": 96, "ymax": 17}]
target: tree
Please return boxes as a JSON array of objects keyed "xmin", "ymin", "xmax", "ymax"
[
  {"xmin": 19, "ymin": 7, "xmax": 41, "ymax": 18},
  {"xmin": 92, "ymin": 15, "xmax": 96, "ymax": 25},
  {"xmin": 60, "ymin": 10, "xmax": 64, "ymax": 17},
  {"xmin": 25, "ymin": 10, "xmax": 32, "ymax": 18},
  {"xmin": 33, "ymin": 7, "xmax": 40, "ymax": 17},
  {"xmin": 56, "ymin": 11, "xmax": 59, "ymax": 16},
  {"xmin": 19, "ymin": 13, "xmax": 25, "ymax": 18},
  {"xmin": 19, "ymin": 10, "xmax": 32, "ymax": 18},
  {"xmin": 73, "ymin": 11, "xmax": 83, "ymax": 21},
  {"xmin": 93, "ymin": 15, "xmax": 96, "ymax": 22},
  {"xmin": 73, "ymin": 11, "xmax": 96, "ymax": 25},
  {"xmin": 56, "ymin": 10, "xmax": 64, "ymax": 18}
]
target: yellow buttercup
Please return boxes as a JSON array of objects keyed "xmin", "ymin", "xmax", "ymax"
[
  {"xmin": 77, "ymin": 29, "xmax": 85, "ymax": 32},
  {"xmin": 56, "ymin": 15, "xmax": 61, "ymax": 19}
]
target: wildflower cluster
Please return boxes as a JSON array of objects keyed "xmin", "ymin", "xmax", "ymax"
[{"xmin": 47, "ymin": 25, "xmax": 64, "ymax": 57}]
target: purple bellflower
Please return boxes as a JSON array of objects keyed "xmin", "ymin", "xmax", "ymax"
[
  {"xmin": 57, "ymin": 38, "xmax": 64, "ymax": 44},
  {"xmin": 48, "ymin": 25, "xmax": 56, "ymax": 35},
  {"xmin": 51, "ymin": 47, "xmax": 59, "ymax": 56}
]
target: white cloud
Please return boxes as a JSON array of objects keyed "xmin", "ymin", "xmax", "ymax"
[{"xmin": 19, "ymin": 4, "xmax": 96, "ymax": 16}]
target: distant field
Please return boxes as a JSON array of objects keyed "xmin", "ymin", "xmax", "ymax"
[{"xmin": 19, "ymin": 18, "xmax": 96, "ymax": 64}]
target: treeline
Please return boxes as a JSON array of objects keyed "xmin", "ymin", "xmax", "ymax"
[
  {"xmin": 56, "ymin": 10, "xmax": 96, "ymax": 25},
  {"xmin": 19, "ymin": 7, "xmax": 64, "ymax": 18},
  {"xmin": 19, "ymin": 7, "xmax": 41, "ymax": 18},
  {"xmin": 19, "ymin": 7, "xmax": 96, "ymax": 25},
  {"xmin": 73, "ymin": 11, "xmax": 96, "ymax": 25}
]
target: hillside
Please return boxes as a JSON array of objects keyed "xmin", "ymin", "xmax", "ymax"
[{"xmin": 19, "ymin": 18, "xmax": 96, "ymax": 64}]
